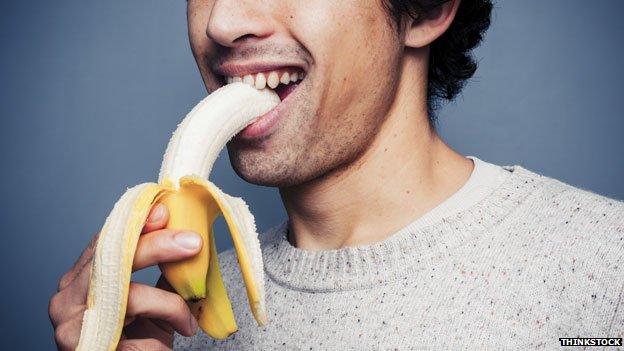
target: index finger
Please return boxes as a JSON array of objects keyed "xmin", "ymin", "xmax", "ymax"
[
  {"xmin": 59, "ymin": 203, "xmax": 169, "ymax": 292},
  {"xmin": 142, "ymin": 203, "xmax": 169, "ymax": 234}
]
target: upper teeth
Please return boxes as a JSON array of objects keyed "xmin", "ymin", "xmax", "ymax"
[{"xmin": 225, "ymin": 69, "xmax": 305, "ymax": 90}]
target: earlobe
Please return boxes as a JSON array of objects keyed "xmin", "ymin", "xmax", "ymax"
[{"xmin": 403, "ymin": 0, "xmax": 461, "ymax": 49}]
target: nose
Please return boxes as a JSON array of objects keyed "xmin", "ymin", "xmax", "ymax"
[{"xmin": 207, "ymin": 0, "xmax": 274, "ymax": 47}]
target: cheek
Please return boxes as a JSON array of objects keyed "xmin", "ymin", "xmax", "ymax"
[
  {"xmin": 302, "ymin": 1, "xmax": 397, "ymax": 94},
  {"xmin": 294, "ymin": 0, "xmax": 392, "ymax": 67},
  {"xmin": 316, "ymin": 15, "xmax": 399, "ymax": 136},
  {"xmin": 187, "ymin": 1, "xmax": 210, "ymax": 51},
  {"xmin": 188, "ymin": 2, "xmax": 225, "ymax": 92},
  {"xmin": 275, "ymin": 2, "xmax": 400, "ymax": 166}
]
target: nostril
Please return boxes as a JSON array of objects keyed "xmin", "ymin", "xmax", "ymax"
[{"xmin": 233, "ymin": 33, "xmax": 257, "ymax": 44}]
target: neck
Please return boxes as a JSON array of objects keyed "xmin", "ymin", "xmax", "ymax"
[{"xmin": 278, "ymin": 55, "xmax": 473, "ymax": 251}]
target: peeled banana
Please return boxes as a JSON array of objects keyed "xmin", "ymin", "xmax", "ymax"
[{"xmin": 76, "ymin": 83, "xmax": 280, "ymax": 351}]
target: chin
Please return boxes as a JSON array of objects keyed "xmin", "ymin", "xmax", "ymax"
[
  {"xmin": 232, "ymin": 164, "xmax": 300, "ymax": 188},
  {"xmin": 227, "ymin": 150, "xmax": 296, "ymax": 187}
]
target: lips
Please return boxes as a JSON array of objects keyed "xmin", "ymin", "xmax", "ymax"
[
  {"xmin": 274, "ymin": 80, "xmax": 299, "ymax": 100},
  {"xmin": 213, "ymin": 61, "xmax": 307, "ymax": 141},
  {"xmin": 236, "ymin": 81, "xmax": 301, "ymax": 140}
]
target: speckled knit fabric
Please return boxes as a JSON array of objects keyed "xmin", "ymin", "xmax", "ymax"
[{"xmin": 175, "ymin": 164, "xmax": 624, "ymax": 350}]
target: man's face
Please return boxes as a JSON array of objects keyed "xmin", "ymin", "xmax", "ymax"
[{"xmin": 188, "ymin": 0, "xmax": 403, "ymax": 187}]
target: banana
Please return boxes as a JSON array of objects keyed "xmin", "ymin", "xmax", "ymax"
[{"xmin": 76, "ymin": 82, "xmax": 280, "ymax": 351}]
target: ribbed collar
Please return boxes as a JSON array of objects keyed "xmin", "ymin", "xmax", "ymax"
[{"xmin": 261, "ymin": 165, "xmax": 545, "ymax": 292}]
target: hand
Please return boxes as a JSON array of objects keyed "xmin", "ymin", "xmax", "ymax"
[{"xmin": 49, "ymin": 204, "xmax": 202, "ymax": 350}]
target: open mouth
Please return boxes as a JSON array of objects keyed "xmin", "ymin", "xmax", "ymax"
[{"xmin": 218, "ymin": 67, "xmax": 305, "ymax": 101}]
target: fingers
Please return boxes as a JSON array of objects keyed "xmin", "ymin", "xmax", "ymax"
[
  {"xmin": 142, "ymin": 203, "xmax": 169, "ymax": 234},
  {"xmin": 52, "ymin": 203, "xmax": 190, "ymax": 351},
  {"xmin": 155, "ymin": 275, "xmax": 175, "ymax": 292},
  {"xmin": 117, "ymin": 338, "xmax": 171, "ymax": 351},
  {"xmin": 126, "ymin": 282, "xmax": 198, "ymax": 337},
  {"xmin": 122, "ymin": 317, "xmax": 174, "ymax": 346},
  {"xmin": 59, "ymin": 203, "xmax": 169, "ymax": 292},
  {"xmin": 48, "ymin": 289, "xmax": 85, "ymax": 327},
  {"xmin": 58, "ymin": 203, "xmax": 167, "ymax": 292},
  {"xmin": 54, "ymin": 315, "xmax": 83, "ymax": 351},
  {"xmin": 49, "ymin": 258, "xmax": 94, "ymax": 327},
  {"xmin": 51, "ymin": 281, "xmax": 190, "ymax": 350},
  {"xmin": 133, "ymin": 229, "xmax": 202, "ymax": 271},
  {"xmin": 64, "ymin": 257, "xmax": 94, "ymax": 302}
]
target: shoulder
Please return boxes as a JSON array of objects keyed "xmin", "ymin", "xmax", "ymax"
[
  {"xmin": 517, "ymin": 166, "xmax": 624, "ymax": 263},
  {"xmin": 509, "ymin": 167, "xmax": 624, "ymax": 327},
  {"xmin": 520, "ymin": 167, "xmax": 624, "ymax": 236},
  {"xmin": 496, "ymin": 165, "xmax": 623, "ymax": 248},
  {"xmin": 502, "ymin": 166, "xmax": 624, "ymax": 278},
  {"xmin": 524, "ymin": 166, "xmax": 624, "ymax": 270},
  {"xmin": 479, "ymin": 165, "xmax": 624, "ymax": 334}
]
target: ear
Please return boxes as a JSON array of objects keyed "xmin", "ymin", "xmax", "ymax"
[{"xmin": 404, "ymin": 0, "xmax": 461, "ymax": 48}]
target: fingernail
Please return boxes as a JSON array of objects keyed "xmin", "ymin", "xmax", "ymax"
[
  {"xmin": 190, "ymin": 316, "xmax": 198, "ymax": 334},
  {"xmin": 174, "ymin": 231, "xmax": 201, "ymax": 250},
  {"xmin": 148, "ymin": 204, "xmax": 165, "ymax": 223}
]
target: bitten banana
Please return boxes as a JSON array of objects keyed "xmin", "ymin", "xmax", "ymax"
[{"xmin": 76, "ymin": 82, "xmax": 280, "ymax": 351}]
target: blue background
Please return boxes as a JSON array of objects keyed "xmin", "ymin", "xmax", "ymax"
[{"xmin": 1, "ymin": 0, "xmax": 622, "ymax": 349}]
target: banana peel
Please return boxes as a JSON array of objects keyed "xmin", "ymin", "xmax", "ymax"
[{"xmin": 76, "ymin": 83, "xmax": 279, "ymax": 351}]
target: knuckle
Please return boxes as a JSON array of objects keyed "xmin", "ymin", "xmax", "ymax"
[
  {"xmin": 145, "ymin": 230, "xmax": 176, "ymax": 262},
  {"xmin": 118, "ymin": 344, "xmax": 141, "ymax": 351},
  {"xmin": 48, "ymin": 293, "xmax": 62, "ymax": 323},
  {"xmin": 137, "ymin": 233, "xmax": 160, "ymax": 259},
  {"xmin": 57, "ymin": 272, "xmax": 72, "ymax": 291},
  {"xmin": 154, "ymin": 230, "xmax": 175, "ymax": 253},
  {"xmin": 54, "ymin": 322, "xmax": 76, "ymax": 350}
]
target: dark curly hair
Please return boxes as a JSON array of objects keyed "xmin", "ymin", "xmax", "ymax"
[{"xmin": 381, "ymin": 0, "xmax": 493, "ymax": 121}]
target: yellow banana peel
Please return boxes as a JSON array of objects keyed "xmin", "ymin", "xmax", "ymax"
[{"xmin": 76, "ymin": 83, "xmax": 279, "ymax": 351}]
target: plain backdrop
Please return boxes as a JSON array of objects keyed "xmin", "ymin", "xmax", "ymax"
[{"xmin": 1, "ymin": 0, "xmax": 622, "ymax": 349}]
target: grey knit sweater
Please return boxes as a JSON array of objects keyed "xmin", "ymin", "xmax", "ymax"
[{"xmin": 175, "ymin": 164, "xmax": 624, "ymax": 350}]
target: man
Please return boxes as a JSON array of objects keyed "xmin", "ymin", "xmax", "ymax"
[{"xmin": 50, "ymin": 0, "xmax": 624, "ymax": 349}]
